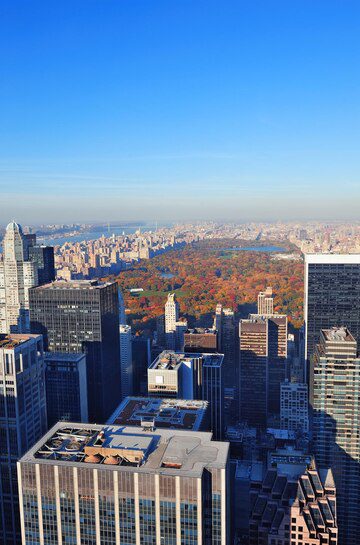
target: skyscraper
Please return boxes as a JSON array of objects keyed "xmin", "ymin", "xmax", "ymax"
[
  {"xmin": 119, "ymin": 324, "xmax": 133, "ymax": 399},
  {"xmin": 239, "ymin": 314, "xmax": 287, "ymax": 427},
  {"xmin": 280, "ymin": 380, "xmax": 309, "ymax": 434},
  {"xmin": 29, "ymin": 279, "xmax": 121, "ymax": 423},
  {"xmin": 0, "ymin": 333, "xmax": 47, "ymax": 545},
  {"xmin": 214, "ymin": 304, "xmax": 237, "ymax": 419},
  {"xmin": 44, "ymin": 352, "xmax": 88, "ymax": 427},
  {"xmin": 164, "ymin": 292, "xmax": 180, "ymax": 349},
  {"xmin": 249, "ymin": 449, "xmax": 337, "ymax": 545},
  {"xmin": 28, "ymin": 245, "xmax": 55, "ymax": 285},
  {"xmin": 304, "ymin": 254, "xmax": 360, "ymax": 361},
  {"xmin": 184, "ymin": 327, "xmax": 218, "ymax": 353},
  {"xmin": 310, "ymin": 327, "xmax": 360, "ymax": 545},
  {"xmin": 0, "ymin": 222, "xmax": 38, "ymax": 334},
  {"xmin": 18, "ymin": 422, "xmax": 229, "ymax": 545},
  {"xmin": 257, "ymin": 286, "xmax": 274, "ymax": 315}
]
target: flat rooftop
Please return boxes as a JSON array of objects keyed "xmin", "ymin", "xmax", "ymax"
[
  {"xmin": 31, "ymin": 279, "xmax": 114, "ymax": 291},
  {"xmin": 44, "ymin": 351, "xmax": 86, "ymax": 362},
  {"xmin": 185, "ymin": 328, "xmax": 217, "ymax": 335},
  {"xmin": 108, "ymin": 397, "xmax": 208, "ymax": 431},
  {"xmin": 150, "ymin": 351, "xmax": 223, "ymax": 371},
  {"xmin": 322, "ymin": 327, "xmax": 355, "ymax": 343},
  {"xmin": 0, "ymin": 334, "xmax": 40, "ymax": 350},
  {"xmin": 20, "ymin": 422, "xmax": 229, "ymax": 477}
]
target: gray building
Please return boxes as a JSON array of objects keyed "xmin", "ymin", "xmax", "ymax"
[
  {"xmin": 304, "ymin": 254, "xmax": 360, "ymax": 361},
  {"xmin": 44, "ymin": 352, "xmax": 88, "ymax": 427},
  {"xmin": 310, "ymin": 327, "xmax": 360, "ymax": 545},
  {"xmin": 0, "ymin": 333, "xmax": 47, "ymax": 545},
  {"xmin": 148, "ymin": 351, "xmax": 224, "ymax": 439},
  {"xmin": 29, "ymin": 279, "xmax": 121, "ymax": 423},
  {"xmin": 18, "ymin": 422, "xmax": 229, "ymax": 545}
]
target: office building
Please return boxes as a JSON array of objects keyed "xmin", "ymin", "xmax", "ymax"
[
  {"xmin": 0, "ymin": 333, "xmax": 47, "ymax": 545},
  {"xmin": 29, "ymin": 279, "xmax": 121, "ymax": 423},
  {"xmin": 239, "ymin": 314, "xmax": 287, "ymax": 427},
  {"xmin": 0, "ymin": 222, "xmax": 38, "ymax": 334},
  {"xmin": 119, "ymin": 324, "xmax": 133, "ymax": 399},
  {"xmin": 304, "ymin": 254, "xmax": 360, "ymax": 361},
  {"xmin": 310, "ymin": 327, "xmax": 360, "ymax": 545},
  {"xmin": 118, "ymin": 288, "xmax": 126, "ymax": 325},
  {"xmin": 132, "ymin": 335, "xmax": 151, "ymax": 396},
  {"xmin": 18, "ymin": 422, "xmax": 229, "ymax": 545},
  {"xmin": 164, "ymin": 292, "xmax": 179, "ymax": 349},
  {"xmin": 214, "ymin": 304, "xmax": 237, "ymax": 422},
  {"xmin": 28, "ymin": 245, "xmax": 55, "ymax": 285},
  {"xmin": 257, "ymin": 286, "xmax": 274, "ymax": 315},
  {"xmin": 280, "ymin": 380, "xmax": 309, "ymax": 434},
  {"xmin": 249, "ymin": 449, "xmax": 337, "ymax": 545},
  {"xmin": 148, "ymin": 351, "xmax": 224, "ymax": 439},
  {"xmin": 44, "ymin": 352, "xmax": 88, "ymax": 427},
  {"xmin": 108, "ymin": 396, "xmax": 209, "ymax": 431},
  {"xmin": 174, "ymin": 320, "xmax": 187, "ymax": 351},
  {"xmin": 184, "ymin": 327, "xmax": 218, "ymax": 353}
]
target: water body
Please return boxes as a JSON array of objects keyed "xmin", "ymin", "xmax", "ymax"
[
  {"xmin": 160, "ymin": 272, "xmax": 175, "ymax": 279},
  {"xmin": 39, "ymin": 223, "xmax": 166, "ymax": 246}
]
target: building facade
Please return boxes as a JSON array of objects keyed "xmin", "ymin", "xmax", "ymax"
[
  {"xmin": 29, "ymin": 279, "xmax": 121, "ymax": 423},
  {"xmin": 239, "ymin": 314, "xmax": 287, "ymax": 427},
  {"xmin": 280, "ymin": 380, "xmax": 309, "ymax": 434},
  {"xmin": 119, "ymin": 324, "xmax": 133, "ymax": 399},
  {"xmin": 184, "ymin": 327, "xmax": 218, "ymax": 353},
  {"xmin": 257, "ymin": 286, "xmax": 274, "ymax": 316},
  {"xmin": 18, "ymin": 422, "xmax": 229, "ymax": 545},
  {"xmin": 310, "ymin": 327, "xmax": 360, "ymax": 545},
  {"xmin": 304, "ymin": 254, "xmax": 360, "ymax": 361},
  {"xmin": 0, "ymin": 333, "xmax": 47, "ymax": 545},
  {"xmin": 44, "ymin": 352, "xmax": 88, "ymax": 427}
]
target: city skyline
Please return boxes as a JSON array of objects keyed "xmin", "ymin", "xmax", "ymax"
[{"xmin": 1, "ymin": 1, "xmax": 359, "ymax": 222}]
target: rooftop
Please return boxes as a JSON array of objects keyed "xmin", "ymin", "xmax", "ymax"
[
  {"xmin": 30, "ymin": 279, "xmax": 115, "ymax": 291},
  {"xmin": 185, "ymin": 328, "xmax": 217, "ymax": 335},
  {"xmin": 0, "ymin": 334, "xmax": 41, "ymax": 350},
  {"xmin": 322, "ymin": 327, "xmax": 356, "ymax": 343},
  {"xmin": 108, "ymin": 397, "xmax": 208, "ymax": 431},
  {"xmin": 44, "ymin": 352, "xmax": 85, "ymax": 363},
  {"xmin": 20, "ymin": 422, "xmax": 229, "ymax": 477},
  {"xmin": 150, "ymin": 351, "xmax": 224, "ymax": 370}
]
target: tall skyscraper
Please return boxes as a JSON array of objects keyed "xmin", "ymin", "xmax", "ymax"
[
  {"xmin": 28, "ymin": 245, "xmax": 55, "ymax": 285},
  {"xmin": 310, "ymin": 327, "xmax": 360, "ymax": 545},
  {"xmin": 304, "ymin": 254, "xmax": 360, "ymax": 361},
  {"xmin": 148, "ymin": 351, "xmax": 224, "ymax": 439},
  {"xmin": 239, "ymin": 314, "xmax": 287, "ymax": 427},
  {"xmin": 249, "ymin": 449, "xmax": 337, "ymax": 545},
  {"xmin": 118, "ymin": 288, "xmax": 126, "ymax": 325},
  {"xmin": 0, "ymin": 222, "xmax": 38, "ymax": 334},
  {"xmin": 164, "ymin": 292, "xmax": 180, "ymax": 349},
  {"xmin": 119, "ymin": 324, "xmax": 133, "ymax": 399},
  {"xmin": 257, "ymin": 286, "xmax": 274, "ymax": 315},
  {"xmin": 0, "ymin": 333, "xmax": 47, "ymax": 545},
  {"xmin": 44, "ymin": 352, "xmax": 88, "ymax": 427},
  {"xmin": 29, "ymin": 279, "xmax": 121, "ymax": 423},
  {"xmin": 280, "ymin": 380, "xmax": 309, "ymax": 434},
  {"xmin": 18, "ymin": 422, "xmax": 229, "ymax": 545},
  {"xmin": 214, "ymin": 304, "xmax": 237, "ymax": 419}
]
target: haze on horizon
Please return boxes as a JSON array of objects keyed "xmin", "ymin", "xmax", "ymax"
[{"xmin": 0, "ymin": 0, "xmax": 359, "ymax": 224}]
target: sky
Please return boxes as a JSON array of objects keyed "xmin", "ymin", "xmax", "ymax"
[{"xmin": 0, "ymin": 0, "xmax": 359, "ymax": 224}]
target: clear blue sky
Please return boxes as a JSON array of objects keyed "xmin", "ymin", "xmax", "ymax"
[{"xmin": 0, "ymin": 0, "xmax": 359, "ymax": 224}]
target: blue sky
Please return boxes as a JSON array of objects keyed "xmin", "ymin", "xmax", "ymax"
[{"xmin": 0, "ymin": 0, "xmax": 359, "ymax": 223}]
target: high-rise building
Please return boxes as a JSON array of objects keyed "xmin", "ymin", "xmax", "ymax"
[
  {"xmin": 119, "ymin": 324, "xmax": 133, "ymax": 399},
  {"xmin": 148, "ymin": 351, "xmax": 224, "ymax": 439},
  {"xmin": 280, "ymin": 380, "xmax": 309, "ymax": 434},
  {"xmin": 310, "ymin": 327, "xmax": 360, "ymax": 545},
  {"xmin": 0, "ymin": 333, "xmax": 47, "ymax": 545},
  {"xmin": 214, "ymin": 304, "xmax": 237, "ymax": 420},
  {"xmin": 29, "ymin": 279, "xmax": 121, "ymax": 423},
  {"xmin": 118, "ymin": 288, "xmax": 126, "ymax": 325},
  {"xmin": 132, "ymin": 335, "xmax": 151, "ymax": 396},
  {"xmin": 44, "ymin": 352, "xmax": 88, "ymax": 427},
  {"xmin": 28, "ymin": 245, "xmax": 55, "ymax": 285},
  {"xmin": 174, "ymin": 320, "xmax": 187, "ymax": 351},
  {"xmin": 184, "ymin": 327, "xmax": 218, "ymax": 353},
  {"xmin": 249, "ymin": 449, "xmax": 337, "ymax": 545},
  {"xmin": 18, "ymin": 422, "xmax": 229, "ymax": 545},
  {"xmin": 239, "ymin": 314, "xmax": 287, "ymax": 427},
  {"xmin": 0, "ymin": 222, "xmax": 38, "ymax": 334},
  {"xmin": 304, "ymin": 254, "xmax": 360, "ymax": 361},
  {"xmin": 164, "ymin": 293, "xmax": 180, "ymax": 349},
  {"xmin": 257, "ymin": 286, "xmax": 274, "ymax": 315}
]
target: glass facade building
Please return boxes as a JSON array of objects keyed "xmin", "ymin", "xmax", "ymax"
[
  {"xmin": 29, "ymin": 280, "xmax": 121, "ymax": 423},
  {"xmin": 304, "ymin": 254, "xmax": 360, "ymax": 361},
  {"xmin": 18, "ymin": 423, "xmax": 229, "ymax": 545}
]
